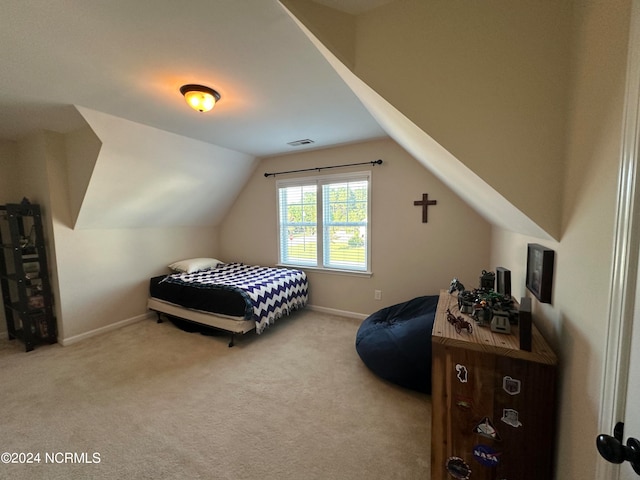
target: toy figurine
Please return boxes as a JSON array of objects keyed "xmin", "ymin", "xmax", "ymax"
[
  {"xmin": 446, "ymin": 308, "xmax": 473, "ymax": 334},
  {"xmin": 449, "ymin": 277, "xmax": 465, "ymax": 294},
  {"xmin": 480, "ymin": 270, "xmax": 495, "ymax": 291},
  {"xmin": 472, "ymin": 300, "xmax": 492, "ymax": 326},
  {"xmin": 447, "ymin": 271, "xmax": 516, "ymax": 330}
]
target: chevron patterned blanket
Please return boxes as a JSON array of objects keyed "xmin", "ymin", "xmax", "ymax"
[{"xmin": 163, "ymin": 263, "xmax": 308, "ymax": 334}]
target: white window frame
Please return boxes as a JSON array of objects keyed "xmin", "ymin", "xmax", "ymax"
[{"xmin": 276, "ymin": 171, "xmax": 372, "ymax": 275}]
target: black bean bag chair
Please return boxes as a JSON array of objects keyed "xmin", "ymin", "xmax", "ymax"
[{"xmin": 355, "ymin": 295, "xmax": 438, "ymax": 393}]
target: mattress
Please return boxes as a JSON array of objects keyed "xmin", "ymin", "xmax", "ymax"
[{"xmin": 146, "ymin": 297, "xmax": 254, "ymax": 336}]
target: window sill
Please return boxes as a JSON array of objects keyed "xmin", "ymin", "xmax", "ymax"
[{"xmin": 277, "ymin": 264, "xmax": 373, "ymax": 278}]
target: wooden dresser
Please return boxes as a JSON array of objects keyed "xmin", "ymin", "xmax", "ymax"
[{"xmin": 431, "ymin": 290, "xmax": 557, "ymax": 480}]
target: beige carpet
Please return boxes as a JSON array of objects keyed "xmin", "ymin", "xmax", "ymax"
[{"xmin": 0, "ymin": 309, "xmax": 431, "ymax": 479}]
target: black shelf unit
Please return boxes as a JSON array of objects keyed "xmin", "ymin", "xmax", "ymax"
[{"xmin": 0, "ymin": 203, "xmax": 57, "ymax": 351}]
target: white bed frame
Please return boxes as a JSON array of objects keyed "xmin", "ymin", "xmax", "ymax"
[{"xmin": 147, "ymin": 297, "xmax": 255, "ymax": 347}]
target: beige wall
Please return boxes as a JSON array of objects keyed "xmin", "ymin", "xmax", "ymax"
[
  {"xmin": 0, "ymin": 140, "xmax": 19, "ymax": 204},
  {"xmin": 64, "ymin": 125, "xmax": 101, "ymax": 227},
  {"xmin": 0, "ymin": 139, "xmax": 26, "ymax": 332},
  {"xmin": 51, "ymin": 224, "xmax": 220, "ymax": 341},
  {"xmin": 220, "ymin": 138, "xmax": 492, "ymax": 316},
  {"xmin": 5, "ymin": 130, "xmax": 222, "ymax": 342},
  {"xmin": 0, "ymin": 2, "xmax": 630, "ymax": 477},
  {"xmin": 491, "ymin": 1, "xmax": 631, "ymax": 478},
  {"xmin": 0, "ymin": 132, "xmax": 61, "ymax": 338},
  {"xmin": 282, "ymin": 0, "xmax": 632, "ymax": 477},
  {"xmin": 283, "ymin": 0, "xmax": 572, "ymax": 239},
  {"xmin": 282, "ymin": 0, "xmax": 356, "ymax": 68},
  {"xmin": 354, "ymin": 0, "xmax": 571, "ymax": 239}
]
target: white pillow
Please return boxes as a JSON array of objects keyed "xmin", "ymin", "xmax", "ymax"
[{"xmin": 168, "ymin": 258, "xmax": 222, "ymax": 274}]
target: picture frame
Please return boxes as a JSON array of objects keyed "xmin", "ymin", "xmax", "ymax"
[{"xmin": 526, "ymin": 243, "xmax": 555, "ymax": 303}]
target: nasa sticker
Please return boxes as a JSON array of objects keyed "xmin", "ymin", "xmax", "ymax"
[
  {"xmin": 446, "ymin": 456, "xmax": 471, "ymax": 480},
  {"xmin": 455, "ymin": 364, "xmax": 468, "ymax": 383},
  {"xmin": 473, "ymin": 444, "xmax": 501, "ymax": 467}
]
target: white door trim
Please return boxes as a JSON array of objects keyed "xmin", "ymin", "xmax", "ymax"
[{"xmin": 597, "ymin": 1, "xmax": 640, "ymax": 478}]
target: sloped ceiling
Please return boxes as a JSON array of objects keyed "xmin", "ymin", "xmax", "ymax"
[
  {"xmin": 311, "ymin": 0, "xmax": 395, "ymax": 14},
  {"xmin": 1, "ymin": 0, "xmax": 563, "ymax": 238},
  {"xmin": 0, "ymin": 0, "xmax": 388, "ymax": 229},
  {"xmin": 282, "ymin": 0, "xmax": 571, "ymax": 240},
  {"xmin": 67, "ymin": 107, "xmax": 257, "ymax": 229},
  {"xmin": 0, "ymin": 0, "xmax": 386, "ymax": 157},
  {"xmin": 282, "ymin": 4, "xmax": 552, "ymax": 240}
]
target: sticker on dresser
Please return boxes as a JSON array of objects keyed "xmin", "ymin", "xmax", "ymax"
[
  {"xmin": 473, "ymin": 416, "xmax": 502, "ymax": 441},
  {"xmin": 455, "ymin": 364, "xmax": 469, "ymax": 383},
  {"xmin": 472, "ymin": 444, "xmax": 501, "ymax": 467},
  {"xmin": 502, "ymin": 375, "xmax": 521, "ymax": 395},
  {"xmin": 445, "ymin": 457, "xmax": 471, "ymax": 480},
  {"xmin": 501, "ymin": 408, "xmax": 523, "ymax": 428}
]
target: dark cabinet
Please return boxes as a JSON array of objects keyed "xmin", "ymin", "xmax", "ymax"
[{"xmin": 0, "ymin": 202, "xmax": 57, "ymax": 351}]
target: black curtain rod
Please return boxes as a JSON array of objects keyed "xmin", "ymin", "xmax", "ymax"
[{"xmin": 264, "ymin": 159, "xmax": 382, "ymax": 177}]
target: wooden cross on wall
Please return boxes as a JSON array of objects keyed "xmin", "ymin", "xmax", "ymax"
[{"xmin": 414, "ymin": 193, "xmax": 438, "ymax": 223}]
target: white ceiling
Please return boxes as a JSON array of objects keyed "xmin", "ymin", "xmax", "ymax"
[{"xmin": 0, "ymin": 0, "xmax": 387, "ymax": 157}]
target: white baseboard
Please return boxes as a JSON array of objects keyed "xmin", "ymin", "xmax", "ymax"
[
  {"xmin": 59, "ymin": 312, "xmax": 154, "ymax": 346},
  {"xmin": 307, "ymin": 304, "xmax": 368, "ymax": 321},
  {"xmin": 6, "ymin": 305, "xmax": 367, "ymax": 347}
]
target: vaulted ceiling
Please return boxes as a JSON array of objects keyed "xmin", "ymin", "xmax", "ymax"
[
  {"xmin": 0, "ymin": 0, "xmax": 392, "ymax": 229},
  {"xmin": 0, "ymin": 0, "xmax": 386, "ymax": 157},
  {"xmin": 1, "ymin": 0, "xmax": 565, "ymax": 239}
]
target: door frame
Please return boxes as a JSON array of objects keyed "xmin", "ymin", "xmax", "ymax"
[{"xmin": 597, "ymin": 1, "xmax": 640, "ymax": 478}]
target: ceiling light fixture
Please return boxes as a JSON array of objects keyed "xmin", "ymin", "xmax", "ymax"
[{"xmin": 179, "ymin": 84, "xmax": 221, "ymax": 113}]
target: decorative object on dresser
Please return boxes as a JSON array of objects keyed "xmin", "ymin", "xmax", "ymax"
[
  {"xmin": 446, "ymin": 308, "xmax": 473, "ymax": 334},
  {"xmin": 0, "ymin": 201, "xmax": 57, "ymax": 351},
  {"xmin": 479, "ymin": 269, "xmax": 495, "ymax": 290},
  {"xmin": 147, "ymin": 260, "xmax": 308, "ymax": 347},
  {"xmin": 431, "ymin": 290, "xmax": 557, "ymax": 480},
  {"xmin": 518, "ymin": 296, "xmax": 533, "ymax": 351},
  {"xmin": 496, "ymin": 266, "xmax": 511, "ymax": 296},
  {"xmin": 448, "ymin": 274, "xmax": 517, "ymax": 330}
]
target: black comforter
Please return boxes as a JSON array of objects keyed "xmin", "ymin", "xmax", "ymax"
[{"xmin": 149, "ymin": 275, "xmax": 248, "ymax": 317}]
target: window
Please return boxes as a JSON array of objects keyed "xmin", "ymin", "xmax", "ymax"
[{"xmin": 277, "ymin": 172, "xmax": 371, "ymax": 273}]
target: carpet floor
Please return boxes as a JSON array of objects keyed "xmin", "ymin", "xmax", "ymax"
[{"xmin": 0, "ymin": 309, "xmax": 431, "ymax": 479}]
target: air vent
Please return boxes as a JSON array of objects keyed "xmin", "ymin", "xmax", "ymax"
[{"xmin": 287, "ymin": 139, "xmax": 315, "ymax": 147}]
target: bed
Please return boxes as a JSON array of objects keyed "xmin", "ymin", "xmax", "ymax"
[{"xmin": 147, "ymin": 259, "xmax": 308, "ymax": 346}]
